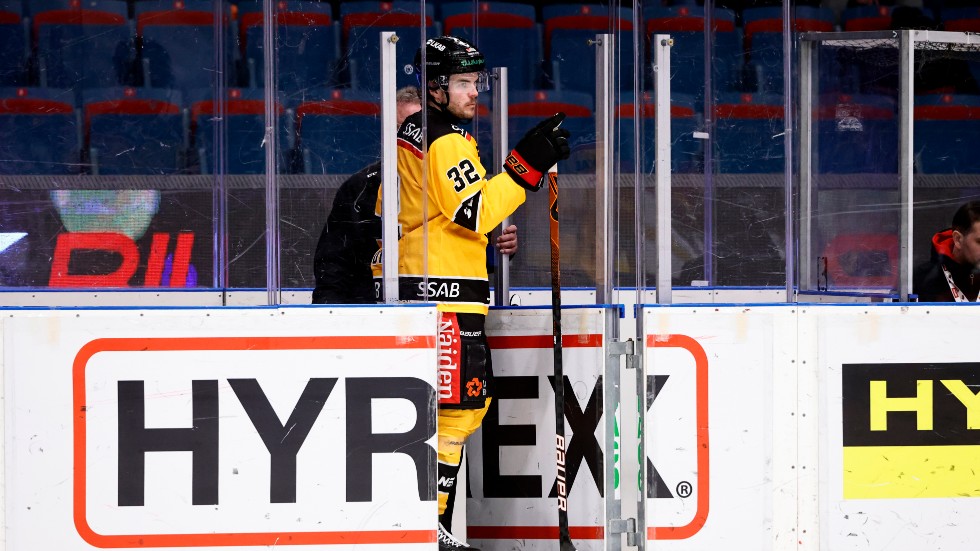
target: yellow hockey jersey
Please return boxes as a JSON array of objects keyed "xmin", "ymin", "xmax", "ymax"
[{"xmin": 376, "ymin": 106, "xmax": 526, "ymax": 314}]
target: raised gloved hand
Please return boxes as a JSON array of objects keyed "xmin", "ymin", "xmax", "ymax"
[{"xmin": 503, "ymin": 112, "xmax": 570, "ymax": 191}]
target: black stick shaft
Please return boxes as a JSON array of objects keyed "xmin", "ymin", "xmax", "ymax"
[{"xmin": 548, "ymin": 166, "xmax": 575, "ymax": 551}]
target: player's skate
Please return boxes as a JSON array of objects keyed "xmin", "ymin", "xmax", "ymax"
[{"xmin": 438, "ymin": 523, "xmax": 480, "ymax": 551}]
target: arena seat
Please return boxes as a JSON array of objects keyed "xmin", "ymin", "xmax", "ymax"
[
  {"xmin": 136, "ymin": 0, "xmax": 232, "ymax": 93},
  {"xmin": 714, "ymin": 92, "xmax": 784, "ymax": 173},
  {"xmin": 643, "ymin": 5, "xmax": 739, "ymax": 100},
  {"xmin": 940, "ymin": 8, "xmax": 980, "ymax": 87},
  {"xmin": 617, "ymin": 92, "xmax": 702, "ymax": 173},
  {"xmin": 0, "ymin": 0, "xmax": 28, "ymax": 86},
  {"xmin": 914, "ymin": 94, "xmax": 980, "ymax": 174},
  {"xmin": 742, "ymin": 6, "xmax": 834, "ymax": 95},
  {"xmin": 33, "ymin": 0, "xmax": 133, "ymax": 89},
  {"xmin": 840, "ymin": 5, "xmax": 894, "ymax": 32},
  {"xmin": 238, "ymin": 0, "xmax": 340, "ymax": 96},
  {"xmin": 542, "ymin": 4, "xmax": 634, "ymax": 94},
  {"xmin": 941, "ymin": 7, "xmax": 980, "ymax": 32},
  {"xmin": 189, "ymin": 87, "xmax": 291, "ymax": 174},
  {"xmin": 509, "ymin": 89, "xmax": 593, "ymax": 174},
  {"xmin": 0, "ymin": 86, "xmax": 80, "ymax": 175},
  {"xmin": 822, "ymin": 233, "xmax": 897, "ymax": 289},
  {"xmin": 441, "ymin": 2, "xmax": 542, "ymax": 91},
  {"xmin": 82, "ymin": 86, "xmax": 184, "ymax": 175},
  {"xmin": 295, "ymin": 88, "xmax": 381, "ymax": 174},
  {"xmin": 815, "ymin": 94, "xmax": 897, "ymax": 174},
  {"xmin": 339, "ymin": 1, "xmax": 436, "ymax": 91}
]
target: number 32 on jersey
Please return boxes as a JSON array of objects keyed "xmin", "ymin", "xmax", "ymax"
[{"xmin": 447, "ymin": 159, "xmax": 481, "ymax": 192}]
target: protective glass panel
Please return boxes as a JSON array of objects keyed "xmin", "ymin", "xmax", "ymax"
[
  {"xmin": 0, "ymin": 0, "xmax": 233, "ymax": 290},
  {"xmin": 908, "ymin": 38, "xmax": 980, "ymax": 302},
  {"xmin": 295, "ymin": 1, "xmax": 433, "ymax": 305},
  {"xmin": 806, "ymin": 28, "xmax": 980, "ymax": 299},
  {"xmin": 808, "ymin": 35, "xmax": 901, "ymax": 295},
  {"xmin": 501, "ymin": 3, "xmax": 630, "ymax": 292}
]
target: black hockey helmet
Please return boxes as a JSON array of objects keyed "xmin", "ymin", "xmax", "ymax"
[{"xmin": 413, "ymin": 36, "xmax": 489, "ymax": 92}]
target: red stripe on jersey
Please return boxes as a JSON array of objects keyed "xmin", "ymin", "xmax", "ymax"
[{"xmin": 398, "ymin": 137, "xmax": 424, "ymax": 159}]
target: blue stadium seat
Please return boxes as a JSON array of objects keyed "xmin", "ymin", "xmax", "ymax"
[
  {"xmin": 644, "ymin": 6, "xmax": 739, "ymax": 100},
  {"xmin": 0, "ymin": 1, "xmax": 28, "ymax": 86},
  {"xmin": 33, "ymin": 0, "xmax": 133, "ymax": 89},
  {"xmin": 942, "ymin": 7, "xmax": 980, "ymax": 31},
  {"xmin": 840, "ymin": 5, "xmax": 895, "ymax": 31},
  {"xmin": 914, "ymin": 94, "xmax": 980, "ymax": 174},
  {"xmin": 82, "ymin": 87, "xmax": 185, "ymax": 175},
  {"xmin": 942, "ymin": 9, "xmax": 980, "ymax": 87},
  {"xmin": 509, "ymin": 90, "xmax": 593, "ymax": 174},
  {"xmin": 442, "ymin": 2, "xmax": 542, "ymax": 91},
  {"xmin": 617, "ymin": 92, "xmax": 702, "ymax": 173},
  {"xmin": 815, "ymin": 94, "xmax": 897, "ymax": 174},
  {"xmin": 189, "ymin": 87, "xmax": 291, "ymax": 174},
  {"xmin": 295, "ymin": 88, "xmax": 381, "ymax": 174},
  {"xmin": 714, "ymin": 93, "xmax": 784, "ymax": 173},
  {"xmin": 237, "ymin": 0, "xmax": 341, "ymax": 96},
  {"xmin": 136, "ymin": 0, "xmax": 232, "ymax": 93},
  {"xmin": 339, "ymin": 2, "xmax": 436, "ymax": 91},
  {"xmin": 0, "ymin": 87, "xmax": 81, "ymax": 175},
  {"xmin": 543, "ymin": 4, "xmax": 634, "ymax": 94},
  {"xmin": 742, "ymin": 7, "xmax": 834, "ymax": 95}
]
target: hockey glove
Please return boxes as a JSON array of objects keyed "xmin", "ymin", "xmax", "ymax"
[{"xmin": 504, "ymin": 112, "xmax": 571, "ymax": 191}]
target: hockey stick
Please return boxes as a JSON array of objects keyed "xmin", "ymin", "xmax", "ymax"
[{"xmin": 548, "ymin": 164, "xmax": 575, "ymax": 551}]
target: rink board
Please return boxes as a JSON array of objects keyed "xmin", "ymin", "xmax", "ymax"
[
  {"xmin": 636, "ymin": 305, "xmax": 980, "ymax": 551},
  {"xmin": 4, "ymin": 304, "xmax": 980, "ymax": 551},
  {"xmin": 468, "ymin": 307, "xmax": 612, "ymax": 551},
  {"xmin": 2, "ymin": 307, "xmax": 439, "ymax": 551}
]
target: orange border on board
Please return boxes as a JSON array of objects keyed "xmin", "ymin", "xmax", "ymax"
[
  {"xmin": 646, "ymin": 334, "xmax": 710, "ymax": 540},
  {"xmin": 72, "ymin": 335, "xmax": 437, "ymax": 548},
  {"xmin": 487, "ymin": 334, "xmax": 603, "ymax": 349},
  {"xmin": 476, "ymin": 333, "xmax": 604, "ymax": 540}
]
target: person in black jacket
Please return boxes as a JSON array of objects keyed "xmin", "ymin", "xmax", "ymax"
[
  {"xmin": 312, "ymin": 86, "xmax": 517, "ymax": 304},
  {"xmin": 913, "ymin": 201, "xmax": 980, "ymax": 302}
]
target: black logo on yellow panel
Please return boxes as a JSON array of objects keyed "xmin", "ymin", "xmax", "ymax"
[{"xmin": 842, "ymin": 363, "xmax": 980, "ymax": 499}]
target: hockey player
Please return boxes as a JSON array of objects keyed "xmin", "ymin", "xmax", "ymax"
[
  {"xmin": 382, "ymin": 36, "xmax": 570, "ymax": 550},
  {"xmin": 311, "ymin": 86, "xmax": 518, "ymax": 304}
]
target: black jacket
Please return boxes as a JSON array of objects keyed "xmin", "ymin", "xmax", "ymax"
[
  {"xmin": 912, "ymin": 228, "xmax": 980, "ymax": 302},
  {"xmin": 312, "ymin": 162, "xmax": 382, "ymax": 304}
]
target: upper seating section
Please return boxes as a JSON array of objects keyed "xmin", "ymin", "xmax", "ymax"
[
  {"xmin": 815, "ymin": 93, "xmax": 897, "ymax": 174},
  {"xmin": 237, "ymin": 0, "xmax": 339, "ymax": 95},
  {"xmin": 338, "ymin": 1, "xmax": 436, "ymax": 91},
  {"xmin": 644, "ymin": 6, "xmax": 738, "ymax": 101},
  {"xmin": 442, "ymin": 2, "xmax": 542, "ymax": 91},
  {"xmin": 82, "ymin": 86, "xmax": 185, "ymax": 175},
  {"xmin": 509, "ymin": 89, "xmax": 594, "ymax": 173},
  {"xmin": 913, "ymin": 94, "xmax": 980, "ymax": 174},
  {"xmin": 295, "ymin": 87, "xmax": 381, "ymax": 174},
  {"xmin": 135, "ymin": 0, "xmax": 231, "ymax": 93},
  {"xmin": 32, "ymin": 0, "xmax": 133, "ymax": 89},
  {"xmin": 0, "ymin": 86, "xmax": 81, "ymax": 175},
  {"xmin": 543, "ymin": 4, "xmax": 634, "ymax": 94},
  {"xmin": 2, "ymin": 1, "xmax": 980, "ymax": 178},
  {"xmin": 0, "ymin": 0, "xmax": 28, "ymax": 86},
  {"xmin": 617, "ymin": 91, "xmax": 702, "ymax": 173},
  {"xmin": 742, "ymin": 6, "xmax": 834, "ymax": 95},
  {"xmin": 714, "ymin": 92, "xmax": 784, "ymax": 174}
]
